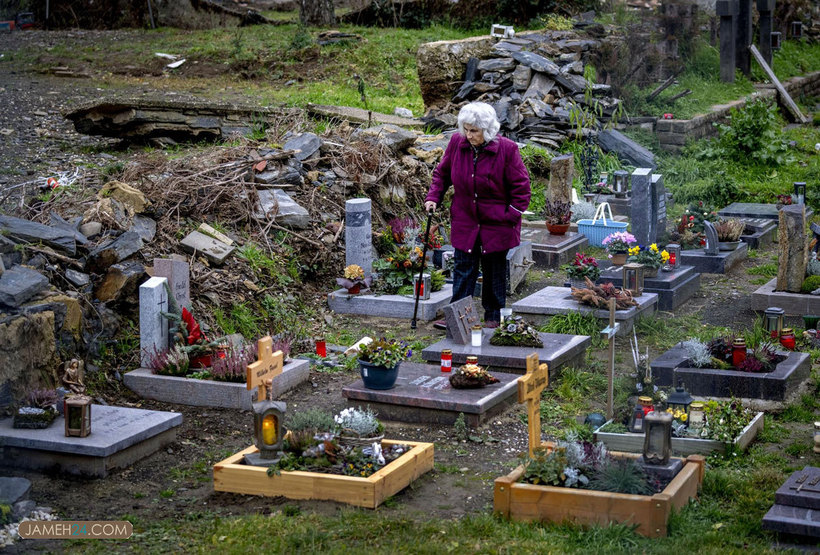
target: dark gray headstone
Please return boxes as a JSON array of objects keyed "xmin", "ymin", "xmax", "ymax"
[
  {"xmin": 717, "ymin": 0, "xmax": 739, "ymax": 82},
  {"xmin": 652, "ymin": 173, "xmax": 667, "ymax": 241},
  {"xmin": 757, "ymin": 0, "xmax": 775, "ymax": 65},
  {"xmin": 736, "ymin": 0, "xmax": 753, "ymax": 75},
  {"xmin": 0, "ymin": 266, "xmax": 49, "ymax": 308},
  {"xmin": 775, "ymin": 466, "xmax": 820, "ymax": 510},
  {"xmin": 703, "ymin": 221, "xmax": 719, "ymax": 255},
  {"xmin": 443, "ymin": 297, "xmax": 479, "ymax": 345},
  {"xmin": 630, "ymin": 168, "xmax": 653, "ymax": 247}
]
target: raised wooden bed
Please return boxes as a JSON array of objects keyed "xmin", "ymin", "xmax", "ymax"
[
  {"xmin": 593, "ymin": 411, "xmax": 764, "ymax": 456},
  {"xmin": 213, "ymin": 440, "xmax": 434, "ymax": 508},
  {"xmin": 494, "ymin": 450, "xmax": 706, "ymax": 537}
]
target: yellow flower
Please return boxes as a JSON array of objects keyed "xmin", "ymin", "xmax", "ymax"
[
  {"xmin": 661, "ymin": 250, "xmax": 670, "ymax": 262},
  {"xmin": 628, "ymin": 246, "xmax": 640, "ymax": 256},
  {"xmin": 649, "ymin": 243, "xmax": 658, "ymax": 253},
  {"xmin": 680, "ymin": 413, "xmax": 688, "ymax": 422},
  {"xmin": 344, "ymin": 264, "xmax": 364, "ymax": 280}
]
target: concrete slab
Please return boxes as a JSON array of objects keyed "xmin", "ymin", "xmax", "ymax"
[
  {"xmin": 342, "ymin": 362, "xmax": 520, "ymax": 426},
  {"xmin": 520, "ymin": 228, "xmax": 589, "ymax": 269},
  {"xmin": 751, "ymin": 278, "xmax": 820, "ymax": 316},
  {"xmin": 180, "ymin": 231, "xmax": 234, "ymax": 265},
  {"xmin": 124, "ymin": 358, "xmax": 310, "ymax": 410},
  {"xmin": 680, "ymin": 242, "xmax": 748, "ymax": 274},
  {"xmin": 0, "ymin": 405, "xmax": 182, "ymax": 477},
  {"xmin": 762, "ymin": 504, "xmax": 820, "ymax": 538},
  {"xmin": 511, "ymin": 286, "xmax": 658, "ymax": 334},
  {"xmin": 422, "ymin": 329, "xmax": 589, "ymax": 374},
  {"xmin": 718, "ymin": 202, "xmax": 813, "ymax": 221},
  {"xmin": 597, "ymin": 265, "xmax": 701, "ymax": 311},
  {"xmin": 327, "ymin": 284, "xmax": 453, "ymax": 321}
]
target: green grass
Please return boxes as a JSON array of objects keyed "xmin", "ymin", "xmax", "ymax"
[
  {"xmin": 747, "ymin": 263, "xmax": 777, "ymax": 277},
  {"xmin": 539, "ymin": 312, "xmax": 604, "ymax": 348},
  {"xmin": 633, "ymin": 313, "xmax": 704, "ymax": 351}
]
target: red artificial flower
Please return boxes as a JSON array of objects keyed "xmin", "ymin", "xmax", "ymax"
[{"xmin": 182, "ymin": 307, "xmax": 205, "ymax": 345}]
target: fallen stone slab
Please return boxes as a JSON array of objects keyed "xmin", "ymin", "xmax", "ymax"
[
  {"xmin": 180, "ymin": 231, "xmax": 234, "ymax": 265},
  {"xmin": 94, "ymin": 260, "xmax": 145, "ymax": 303},
  {"xmin": 254, "ymin": 189, "xmax": 310, "ymax": 229},
  {"xmin": 64, "ymin": 269, "xmax": 91, "ymax": 288},
  {"xmin": 87, "ymin": 231, "xmax": 144, "ymax": 273},
  {"xmin": 353, "ymin": 124, "xmax": 417, "ymax": 152},
  {"xmin": 0, "ymin": 266, "xmax": 50, "ymax": 308},
  {"xmin": 0, "ymin": 477, "xmax": 31, "ymax": 505},
  {"xmin": 48, "ymin": 212, "xmax": 88, "ymax": 245},
  {"xmin": 478, "ymin": 57, "xmax": 517, "ymax": 72},
  {"xmin": 511, "ymin": 50, "xmax": 560, "ymax": 75},
  {"xmin": 0, "ymin": 215, "xmax": 76, "ymax": 255},
  {"xmin": 283, "ymin": 133, "xmax": 322, "ymax": 162},
  {"xmin": 254, "ymin": 158, "xmax": 303, "ymax": 187},
  {"xmin": 306, "ymin": 103, "xmax": 426, "ymax": 128},
  {"xmin": 130, "ymin": 215, "xmax": 156, "ymax": 243},
  {"xmin": 598, "ymin": 129, "xmax": 657, "ymax": 169}
]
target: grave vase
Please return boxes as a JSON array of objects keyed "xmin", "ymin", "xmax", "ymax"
[
  {"xmin": 359, "ymin": 360, "xmax": 400, "ymax": 390},
  {"xmin": 546, "ymin": 223, "xmax": 570, "ymax": 236},
  {"xmin": 609, "ymin": 252, "xmax": 628, "ymax": 266},
  {"xmin": 644, "ymin": 267, "xmax": 659, "ymax": 278},
  {"xmin": 718, "ymin": 241, "xmax": 741, "ymax": 251}
]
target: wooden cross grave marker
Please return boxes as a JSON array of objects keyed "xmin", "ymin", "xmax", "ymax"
[
  {"xmin": 246, "ymin": 336, "xmax": 284, "ymax": 403},
  {"xmin": 517, "ymin": 353, "xmax": 549, "ymax": 457},
  {"xmin": 600, "ymin": 298, "xmax": 620, "ymax": 420}
]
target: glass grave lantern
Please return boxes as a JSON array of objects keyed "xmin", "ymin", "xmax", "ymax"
[
  {"xmin": 688, "ymin": 402, "xmax": 705, "ymax": 431},
  {"xmin": 764, "ymin": 307, "xmax": 785, "ymax": 339},
  {"xmin": 413, "ymin": 273, "xmax": 431, "ymax": 301},
  {"xmin": 666, "ymin": 382, "xmax": 693, "ymax": 416},
  {"xmin": 612, "ymin": 170, "xmax": 630, "ymax": 196},
  {"xmin": 64, "ymin": 394, "xmax": 92, "ymax": 438},
  {"xmin": 794, "ymin": 182, "xmax": 806, "ymax": 205},
  {"xmin": 771, "ymin": 31, "xmax": 782, "ymax": 50},
  {"xmin": 780, "ymin": 328, "xmax": 796, "ymax": 350},
  {"xmin": 622, "ymin": 263, "xmax": 644, "ymax": 296},
  {"xmin": 642, "ymin": 411, "xmax": 673, "ymax": 465},
  {"xmin": 628, "ymin": 405, "xmax": 645, "ymax": 433},
  {"xmin": 791, "ymin": 21, "xmax": 803, "ymax": 39},
  {"xmin": 664, "ymin": 243, "xmax": 681, "ymax": 271},
  {"xmin": 471, "ymin": 325, "xmax": 483, "ymax": 347},
  {"xmin": 253, "ymin": 400, "xmax": 286, "ymax": 459},
  {"xmin": 732, "ymin": 338, "xmax": 747, "ymax": 367}
]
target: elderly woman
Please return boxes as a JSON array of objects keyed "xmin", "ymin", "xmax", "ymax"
[{"xmin": 424, "ymin": 102, "xmax": 531, "ymax": 328}]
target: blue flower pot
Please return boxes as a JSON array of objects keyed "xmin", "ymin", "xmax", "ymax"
[{"xmin": 359, "ymin": 360, "xmax": 400, "ymax": 390}]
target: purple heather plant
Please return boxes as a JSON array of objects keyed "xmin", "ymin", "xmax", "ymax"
[
  {"xmin": 26, "ymin": 388, "xmax": 57, "ymax": 410},
  {"xmin": 737, "ymin": 356, "xmax": 765, "ymax": 373},
  {"xmin": 211, "ymin": 342, "xmax": 258, "ymax": 383}
]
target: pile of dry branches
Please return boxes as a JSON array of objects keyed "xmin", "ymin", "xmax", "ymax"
[{"xmin": 570, "ymin": 277, "xmax": 638, "ymax": 310}]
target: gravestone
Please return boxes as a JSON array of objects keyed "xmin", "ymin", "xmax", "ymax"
[
  {"xmin": 776, "ymin": 205, "xmax": 808, "ymax": 293},
  {"xmin": 703, "ymin": 221, "xmax": 719, "ymax": 255},
  {"xmin": 520, "ymin": 227, "xmax": 589, "ymax": 269},
  {"xmin": 443, "ymin": 297, "xmax": 480, "ymax": 344},
  {"xmin": 718, "ymin": 202, "xmax": 813, "ymax": 221},
  {"xmin": 345, "ymin": 198, "xmax": 372, "ymax": 278},
  {"xmin": 597, "ymin": 265, "xmax": 700, "ymax": 311},
  {"xmin": 735, "ymin": 0, "xmax": 753, "ymax": 75},
  {"xmin": 506, "ymin": 241, "xmax": 534, "ymax": 293},
  {"xmin": 139, "ymin": 277, "xmax": 168, "ymax": 368},
  {"xmin": 757, "ymin": 0, "xmax": 775, "ymax": 65},
  {"xmin": 652, "ymin": 174, "xmax": 667, "ymax": 242},
  {"xmin": 739, "ymin": 217, "xmax": 777, "ymax": 249},
  {"xmin": 717, "ymin": 0, "xmax": 739, "ymax": 82},
  {"xmin": 547, "ymin": 154, "xmax": 573, "ymax": 205},
  {"xmin": 630, "ymin": 168, "xmax": 656, "ymax": 247},
  {"xmin": 763, "ymin": 466, "xmax": 820, "ymax": 538},
  {"xmin": 154, "ymin": 258, "xmax": 190, "ymax": 309},
  {"xmin": 246, "ymin": 336, "xmax": 284, "ymax": 403}
]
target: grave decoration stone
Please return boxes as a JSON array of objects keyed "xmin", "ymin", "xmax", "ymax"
[
  {"xmin": 703, "ymin": 221, "xmax": 719, "ymax": 255},
  {"xmin": 547, "ymin": 154, "xmax": 573, "ymax": 205},
  {"xmin": 154, "ymin": 258, "xmax": 190, "ymax": 309},
  {"xmin": 776, "ymin": 205, "xmax": 808, "ymax": 293},
  {"xmin": 630, "ymin": 168, "xmax": 655, "ymax": 248},
  {"xmin": 139, "ymin": 277, "xmax": 169, "ymax": 368},
  {"xmin": 717, "ymin": 0, "xmax": 739, "ymax": 82},
  {"xmin": 246, "ymin": 336, "xmax": 284, "ymax": 405},
  {"xmin": 763, "ymin": 466, "xmax": 820, "ymax": 538},
  {"xmin": 443, "ymin": 297, "xmax": 480, "ymax": 344},
  {"xmin": 345, "ymin": 198, "xmax": 372, "ymax": 278},
  {"xmin": 518, "ymin": 353, "xmax": 549, "ymax": 456}
]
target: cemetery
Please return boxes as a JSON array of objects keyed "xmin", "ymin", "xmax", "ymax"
[{"xmin": 0, "ymin": 0, "xmax": 820, "ymax": 550}]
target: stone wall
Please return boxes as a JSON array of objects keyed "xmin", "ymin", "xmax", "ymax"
[{"xmin": 655, "ymin": 71, "xmax": 820, "ymax": 151}]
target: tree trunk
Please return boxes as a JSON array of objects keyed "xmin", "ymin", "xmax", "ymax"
[{"xmin": 299, "ymin": 0, "xmax": 335, "ymax": 26}]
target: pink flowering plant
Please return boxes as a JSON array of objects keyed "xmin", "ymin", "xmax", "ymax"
[
  {"xmin": 562, "ymin": 252, "xmax": 601, "ymax": 281},
  {"xmin": 602, "ymin": 231, "xmax": 637, "ymax": 255}
]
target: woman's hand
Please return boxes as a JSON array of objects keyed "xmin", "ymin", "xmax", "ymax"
[{"xmin": 424, "ymin": 201, "xmax": 437, "ymax": 213}]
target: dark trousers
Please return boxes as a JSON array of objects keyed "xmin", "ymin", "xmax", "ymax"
[{"xmin": 451, "ymin": 241, "xmax": 508, "ymax": 322}]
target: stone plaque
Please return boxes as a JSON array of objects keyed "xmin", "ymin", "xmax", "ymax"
[
  {"xmin": 154, "ymin": 258, "xmax": 190, "ymax": 309},
  {"xmin": 443, "ymin": 297, "xmax": 480, "ymax": 345}
]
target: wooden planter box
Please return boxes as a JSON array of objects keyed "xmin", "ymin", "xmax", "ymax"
[
  {"xmin": 593, "ymin": 411, "xmax": 764, "ymax": 456},
  {"xmin": 494, "ymin": 450, "xmax": 706, "ymax": 537},
  {"xmin": 213, "ymin": 440, "xmax": 434, "ymax": 508}
]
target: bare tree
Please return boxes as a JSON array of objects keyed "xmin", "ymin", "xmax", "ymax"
[{"xmin": 299, "ymin": 0, "xmax": 334, "ymax": 26}]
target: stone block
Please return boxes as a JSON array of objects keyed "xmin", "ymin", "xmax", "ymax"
[
  {"xmin": 547, "ymin": 154, "xmax": 573, "ymax": 205},
  {"xmin": 353, "ymin": 124, "xmax": 417, "ymax": 153},
  {"xmin": 130, "ymin": 215, "xmax": 156, "ymax": 243},
  {"xmin": 421, "ymin": 329, "xmax": 590, "ymax": 374},
  {"xmin": 180, "ymin": 231, "xmax": 234, "ymax": 264},
  {"xmin": 328, "ymin": 284, "xmax": 453, "ymax": 321},
  {"xmin": 0, "ymin": 477, "xmax": 31, "ymax": 505},
  {"xmin": 762, "ymin": 504, "xmax": 820, "ymax": 538},
  {"xmin": 777, "ymin": 205, "xmax": 808, "ymax": 293},
  {"xmin": 751, "ymin": 278, "xmax": 820, "ymax": 316},
  {"xmin": 679, "ymin": 242, "xmax": 748, "ymax": 274},
  {"xmin": 718, "ymin": 202, "xmax": 814, "ymax": 221},
  {"xmin": 254, "ymin": 189, "xmax": 310, "ymax": 229},
  {"xmin": 283, "ymin": 133, "xmax": 322, "ymax": 161},
  {"xmin": 510, "ymin": 50, "xmax": 560, "ymax": 75},
  {"xmin": 774, "ymin": 466, "xmax": 820, "ymax": 510},
  {"xmin": 124, "ymin": 358, "xmax": 310, "ymax": 410},
  {"xmin": 0, "ymin": 215, "xmax": 77, "ymax": 255},
  {"xmin": 0, "ymin": 266, "xmax": 49, "ymax": 308},
  {"xmin": 512, "ymin": 65, "xmax": 532, "ymax": 90},
  {"xmin": 0, "ymin": 404, "xmax": 182, "ymax": 477},
  {"xmin": 94, "ymin": 260, "xmax": 145, "ymax": 303},
  {"xmin": 87, "ymin": 231, "xmax": 144, "ymax": 273},
  {"xmin": 342, "ymin": 362, "xmax": 520, "ymax": 426},
  {"xmin": 478, "ymin": 57, "xmax": 517, "ymax": 72}
]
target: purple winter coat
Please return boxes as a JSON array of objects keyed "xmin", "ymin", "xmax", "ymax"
[{"xmin": 426, "ymin": 133, "xmax": 531, "ymax": 255}]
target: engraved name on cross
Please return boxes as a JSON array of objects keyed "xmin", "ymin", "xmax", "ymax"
[{"xmin": 517, "ymin": 353, "xmax": 550, "ymax": 457}]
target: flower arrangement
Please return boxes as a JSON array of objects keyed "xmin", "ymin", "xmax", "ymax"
[
  {"xmin": 699, "ymin": 399, "xmax": 752, "ymax": 443},
  {"xmin": 602, "ymin": 231, "xmax": 636, "ymax": 254},
  {"xmin": 683, "ymin": 336, "xmax": 785, "ymax": 373},
  {"xmin": 336, "ymin": 264, "xmax": 372, "ymax": 293},
  {"xmin": 13, "ymin": 388, "xmax": 59, "ymax": 429},
  {"xmin": 682, "ymin": 201, "xmax": 718, "ymax": 233},
  {"xmin": 357, "ymin": 338, "xmax": 413, "ymax": 369},
  {"xmin": 334, "ymin": 406, "xmax": 384, "ymax": 438},
  {"xmin": 449, "ymin": 361, "xmax": 500, "ymax": 389},
  {"xmin": 592, "ymin": 181, "xmax": 615, "ymax": 195},
  {"xmin": 562, "ymin": 252, "xmax": 600, "ymax": 281},
  {"xmin": 626, "ymin": 244, "xmax": 664, "ymax": 270},
  {"xmin": 570, "ymin": 278, "xmax": 638, "ymax": 310},
  {"xmin": 714, "ymin": 219, "xmax": 745, "ymax": 242},
  {"xmin": 490, "ymin": 316, "xmax": 544, "ymax": 348},
  {"xmin": 543, "ymin": 200, "xmax": 572, "ymax": 225},
  {"xmin": 776, "ymin": 193, "xmax": 793, "ymax": 206}
]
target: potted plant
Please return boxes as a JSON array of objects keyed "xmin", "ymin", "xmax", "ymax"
[
  {"xmin": 562, "ymin": 252, "xmax": 601, "ymax": 289},
  {"xmin": 449, "ymin": 360, "xmax": 500, "ymax": 389},
  {"xmin": 13, "ymin": 389, "xmax": 58, "ymax": 429},
  {"xmin": 713, "ymin": 219, "xmax": 745, "ymax": 251},
  {"xmin": 626, "ymin": 243, "xmax": 664, "ymax": 277},
  {"xmin": 602, "ymin": 231, "xmax": 637, "ymax": 266},
  {"xmin": 336, "ymin": 264, "xmax": 372, "ymax": 295},
  {"xmin": 356, "ymin": 338, "xmax": 413, "ymax": 390},
  {"xmin": 543, "ymin": 200, "xmax": 572, "ymax": 235},
  {"xmin": 490, "ymin": 316, "xmax": 544, "ymax": 348},
  {"xmin": 334, "ymin": 406, "xmax": 385, "ymax": 447}
]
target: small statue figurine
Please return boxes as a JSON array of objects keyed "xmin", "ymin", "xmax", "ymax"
[{"xmin": 61, "ymin": 359, "xmax": 86, "ymax": 394}]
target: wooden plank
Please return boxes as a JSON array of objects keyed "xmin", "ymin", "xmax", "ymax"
[{"xmin": 749, "ymin": 44, "xmax": 809, "ymax": 123}]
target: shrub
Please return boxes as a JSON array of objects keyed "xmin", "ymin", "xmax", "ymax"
[
  {"xmin": 716, "ymin": 98, "xmax": 789, "ymax": 165},
  {"xmin": 285, "ymin": 408, "xmax": 335, "ymax": 433},
  {"xmin": 807, "ymin": 255, "xmax": 820, "ymax": 277},
  {"xmin": 570, "ymin": 201, "xmax": 596, "ymax": 223},
  {"xmin": 801, "ymin": 275, "xmax": 820, "ymax": 293},
  {"xmin": 334, "ymin": 407, "xmax": 382, "ymax": 437},
  {"xmin": 26, "ymin": 389, "xmax": 57, "ymax": 409}
]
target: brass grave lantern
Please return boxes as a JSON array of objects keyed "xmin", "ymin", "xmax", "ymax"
[
  {"xmin": 622, "ymin": 263, "xmax": 644, "ymax": 296},
  {"xmin": 64, "ymin": 394, "xmax": 92, "ymax": 438}
]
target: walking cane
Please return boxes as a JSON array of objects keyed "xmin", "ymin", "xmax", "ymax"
[{"xmin": 411, "ymin": 209, "xmax": 434, "ymax": 330}]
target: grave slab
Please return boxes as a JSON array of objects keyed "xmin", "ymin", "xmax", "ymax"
[
  {"xmin": 679, "ymin": 242, "xmax": 748, "ymax": 274},
  {"xmin": 342, "ymin": 362, "xmax": 520, "ymax": 426},
  {"xmin": 650, "ymin": 343, "xmax": 811, "ymax": 401},
  {"xmin": 775, "ymin": 466, "xmax": 820, "ymax": 510},
  {"xmin": 762, "ymin": 503, "xmax": 820, "ymax": 538},
  {"xmin": 511, "ymin": 286, "xmax": 658, "ymax": 334},
  {"xmin": 739, "ymin": 217, "xmax": 777, "ymax": 249},
  {"xmin": 0, "ymin": 405, "xmax": 182, "ymax": 477},
  {"xmin": 597, "ymin": 265, "xmax": 700, "ymax": 311},
  {"xmin": 180, "ymin": 231, "xmax": 234, "ymax": 265},
  {"xmin": 124, "ymin": 358, "xmax": 310, "ymax": 410},
  {"xmin": 718, "ymin": 202, "xmax": 813, "ymax": 221},
  {"xmin": 327, "ymin": 284, "xmax": 453, "ymax": 321},
  {"xmin": 421, "ymin": 329, "xmax": 590, "ymax": 374},
  {"xmin": 521, "ymin": 228, "xmax": 589, "ymax": 269},
  {"xmin": 751, "ymin": 278, "xmax": 820, "ymax": 316}
]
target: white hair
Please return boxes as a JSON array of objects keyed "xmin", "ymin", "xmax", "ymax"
[{"xmin": 457, "ymin": 102, "xmax": 500, "ymax": 143}]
